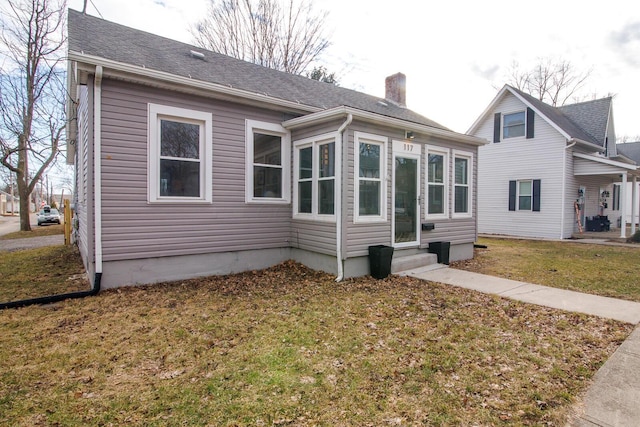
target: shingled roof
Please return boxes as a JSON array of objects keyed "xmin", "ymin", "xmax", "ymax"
[
  {"xmin": 507, "ymin": 86, "xmax": 611, "ymax": 147},
  {"xmin": 617, "ymin": 142, "xmax": 640, "ymax": 164},
  {"xmin": 68, "ymin": 9, "xmax": 448, "ymax": 131}
]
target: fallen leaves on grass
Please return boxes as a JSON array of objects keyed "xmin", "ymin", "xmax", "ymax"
[
  {"xmin": 0, "ymin": 260, "xmax": 632, "ymax": 426},
  {"xmin": 0, "ymin": 245, "xmax": 89, "ymax": 301}
]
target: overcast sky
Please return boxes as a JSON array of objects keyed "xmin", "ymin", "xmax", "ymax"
[{"xmin": 69, "ymin": 0, "xmax": 640, "ymax": 139}]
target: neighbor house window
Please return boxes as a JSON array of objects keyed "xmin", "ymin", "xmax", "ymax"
[
  {"xmin": 354, "ymin": 132, "xmax": 387, "ymax": 222},
  {"xmin": 518, "ymin": 180, "xmax": 532, "ymax": 210},
  {"xmin": 294, "ymin": 134, "xmax": 336, "ymax": 220},
  {"xmin": 453, "ymin": 151, "xmax": 473, "ymax": 217},
  {"xmin": 509, "ymin": 179, "xmax": 541, "ymax": 211},
  {"xmin": 245, "ymin": 120, "xmax": 290, "ymax": 203},
  {"xmin": 503, "ymin": 111, "xmax": 525, "ymax": 139},
  {"xmin": 148, "ymin": 104, "xmax": 212, "ymax": 203},
  {"xmin": 425, "ymin": 146, "xmax": 449, "ymax": 219}
]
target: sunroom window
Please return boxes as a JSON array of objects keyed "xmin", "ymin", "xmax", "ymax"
[
  {"xmin": 453, "ymin": 151, "xmax": 473, "ymax": 218},
  {"xmin": 426, "ymin": 147, "xmax": 448, "ymax": 218},
  {"xmin": 293, "ymin": 134, "xmax": 336, "ymax": 220},
  {"xmin": 354, "ymin": 132, "xmax": 387, "ymax": 222}
]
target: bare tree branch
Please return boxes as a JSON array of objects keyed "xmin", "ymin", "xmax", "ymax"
[
  {"xmin": 191, "ymin": 0, "xmax": 332, "ymax": 76},
  {"xmin": 506, "ymin": 57, "xmax": 592, "ymax": 106},
  {"xmin": 0, "ymin": 0, "xmax": 67, "ymax": 230}
]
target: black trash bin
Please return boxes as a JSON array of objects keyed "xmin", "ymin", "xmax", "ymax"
[
  {"xmin": 368, "ymin": 245, "xmax": 394, "ymax": 279},
  {"xmin": 428, "ymin": 241, "xmax": 450, "ymax": 264}
]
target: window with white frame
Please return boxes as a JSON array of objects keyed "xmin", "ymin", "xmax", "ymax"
[
  {"xmin": 503, "ymin": 111, "xmax": 525, "ymax": 139},
  {"xmin": 294, "ymin": 134, "xmax": 336, "ymax": 220},
  {"xmin": 245, "ymin": 120, "xmax": 290, "ymax": 203},
  {"xmin": 518, "ymin": 180, "xmax": 532, "ymax": 210},
  {"xmin": 453, "ymin": 151, "xmax": 472, "ymax": 217},
  {"xmin": 425, "ymin": 147, "xmax": 449, "ymax": 218},
  {"xmin": 354, "ymin": 132, "xmax": 387, "ymax": 222},
  {"xmin": 148, "ymin": 104, "xmax": 212, "ymax": 203}
]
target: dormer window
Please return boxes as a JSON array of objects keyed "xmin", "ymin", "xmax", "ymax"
[{"xmin": 503, "ymin": 111, "xmax": 526, "ymax": 139}]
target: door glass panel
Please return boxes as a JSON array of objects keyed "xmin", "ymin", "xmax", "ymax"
[{"xmin": 394, "ymin": 157, "xmax": 417, "ymax": 244}]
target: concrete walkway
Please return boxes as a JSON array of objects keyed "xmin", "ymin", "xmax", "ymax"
[{"xmin": 398, "ymin": 265, "xmax": 640, "ymax": 426}]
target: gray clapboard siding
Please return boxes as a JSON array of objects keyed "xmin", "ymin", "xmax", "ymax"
[
  {"xmin": 344, "ymin": 122, "xmax": 394, "ymax": 256},
  {"xmin": 287, "ymin": 120, "xmax": 345, "ymax": 257},
  {"xmin": 290, "ymin": 220, "xmax": 336, "ymax": 255},
  {"xmin": 99, "ymin": 79, "xmax": 293, "ymax": 262}
]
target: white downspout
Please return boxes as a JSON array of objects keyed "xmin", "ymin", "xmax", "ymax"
[
  {"xmin": 631, "ymin": 175, "xmax": 637, "ymax": 235},
  {"xmin": 94, "ymin": 66, "xmax": 103, "ymax": 275},
  {"xmin": 620, "ymin": 172, "xmax": 627, "ymax": 239},
  {"xmin": 335, "ymin": 113, "xmax": 353, "ymax": 282},
  {"xmin": 560, "ymin": 141, "xmax": 577, "ymax": 239}
]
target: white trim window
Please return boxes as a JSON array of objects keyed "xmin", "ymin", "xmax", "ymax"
[
  {"xmin": 293, "ymin": 133, "xmax": 337, "ymax": 221},
  {"xmin": 503, "ymin": 111, "xmax": 526, "ymax": 139},
  {"xmin": 452, "ymin": 150, "xmax": 473, "ymax": 218},
  {"xmin": 148, "ymin": 104, "xmax": 212, "ymax": 203},
  {"xmin": 354, "ymin": 132, "xmax": 388, "ymax": 223},
  {"xmin": 245, "ymin": 120, "xmax": 291, "ymax": 203},
  {"xmin": 425, "ymin": 146, "xmax": 449, "ymax": 219},
  {"xmin": 518, "ymin": 180, "xmax": 533, "ymax": 211}
]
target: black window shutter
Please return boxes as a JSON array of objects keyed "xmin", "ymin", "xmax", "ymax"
[
  {"xmin": 532, "ymin": 179, "xmax": 541, "ymax": 211},
  {"xmin": 509, "ymin": 180, "xmax": 516, "ymax": 211},
  {"xmin": 493, "ymin": 113, "xmax": 501, "ymax": 143},
  {"xmin": 526, "ymin": 107, "xmax": 535, "ymax": 139}
]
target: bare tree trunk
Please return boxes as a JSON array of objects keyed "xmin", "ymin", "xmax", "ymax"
[{"xmin": 0, "ymin": 0, "xmax": 67, "ymax": 231}]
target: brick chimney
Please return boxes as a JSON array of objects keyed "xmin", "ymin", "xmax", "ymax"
[{"xmin": 385, "ymin": 72, "xmax": 406, "ymax": 107}]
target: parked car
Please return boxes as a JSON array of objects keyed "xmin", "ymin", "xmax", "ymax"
[{"xmin": 37, "ymin": 206, "xmax": 61, "ymax": 225}]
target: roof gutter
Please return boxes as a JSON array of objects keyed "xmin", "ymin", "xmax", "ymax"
[
  {"xmin": 283, "ymin": 106, "xmax": 488, "ymax": 146},
  {"xmin": 69, "ymin": 51, "xmax": 320, "ymax": 116},
  {"xmin": 569, "ymin": 137, "xmax": 605, "ymax": 153},
  {"xmin": 335, "ymin": 113, "xmax": 353, "ymax": 282}
]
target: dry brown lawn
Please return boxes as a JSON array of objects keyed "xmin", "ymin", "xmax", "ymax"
[{"xmin": 0, "ymin": 260, "xmax": 632, "ymax": 426}]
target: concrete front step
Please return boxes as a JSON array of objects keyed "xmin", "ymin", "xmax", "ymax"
[{"xmin": 391, "ymin": 252, "xmax": 438, "ymax": 273}]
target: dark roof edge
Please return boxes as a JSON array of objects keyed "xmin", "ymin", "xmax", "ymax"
[
  {"xmin": 69, "ymin": 50, "xmax": 321, "ymax": 115},
  {"xmin": 284, "ymin": 106, "xmax": 488, "ymax": 146}
]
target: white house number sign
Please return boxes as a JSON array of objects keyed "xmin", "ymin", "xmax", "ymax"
[{"xmin": 393, "ymin": 140, "xmax": 420, "ymax": 155}]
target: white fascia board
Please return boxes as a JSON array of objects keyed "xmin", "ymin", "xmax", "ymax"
[
  {"xmin": 284, "ymin": 106, "xmax": 488, "ymax": 146},
  {"xmin": 466, "ymin": 85, "xmax": 510, "ymax": 134},
  {"xmin": 69, "ymin": 51, "xmax": 320, "ymax": 115},
  {"xmin": 573, "ymin": 152, "xmax": 639, "ymax": 171}
]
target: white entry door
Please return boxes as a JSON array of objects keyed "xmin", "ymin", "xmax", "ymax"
[{"xmin": 393, "ymin": 141, "xmax": 420, "ymax": 247}]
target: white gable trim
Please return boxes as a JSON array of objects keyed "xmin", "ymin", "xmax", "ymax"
[{"xmin": 467, "ymin": 85, "xmax": 511, "ymax": 134}]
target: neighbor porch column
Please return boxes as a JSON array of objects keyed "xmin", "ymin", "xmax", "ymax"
[
  {"xmin": 632, "ymin": 175, "xmax": 637, "ymax": 235},
  {"xmin": 620, "ymin": 172, "xmax": 627, "ymax": 239}
]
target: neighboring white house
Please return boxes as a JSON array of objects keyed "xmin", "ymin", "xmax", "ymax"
[
  {"xmin": 468, "ymin": 85, "xmax": 639, "ymax": 239},
  {"xmin": 616, "ymin": 142, "xmax": 640, "ymax": 226}
]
